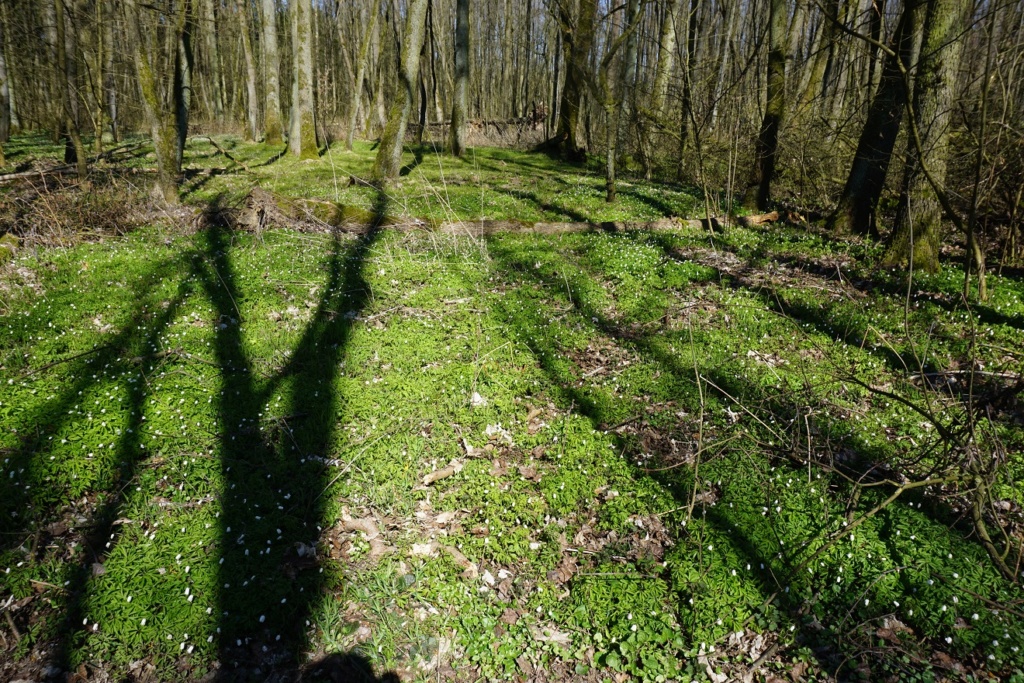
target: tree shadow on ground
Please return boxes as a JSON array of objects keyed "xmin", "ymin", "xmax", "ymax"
[
  {"xmin": 195, "ymin": 191, "xmax": 386, "ymax": 679},
  {"xmin": 0, "ymin": 188, "xmax": 388, "ymax": 679},
  {"xmin": 300, "ymin": 651, "xmax": 400, "ymax": 682},
  {"xmin": 0, "ymin": 242, "xmax": 210, "ymax": 670},
  {"xmin": 482, "ymin": 231, "xmax": 1015, "ymax": 680}
]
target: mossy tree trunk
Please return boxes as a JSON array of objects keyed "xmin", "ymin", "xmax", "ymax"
[
  {"xmin": 288, "ymin": 0, "xmax": 317, "ymax": 159},
  {"xmin": 828, "ymin": 0, "xmax": 924, "ymax": 237},
  {"xmin": 744, "ymin": 0, "xmax": 788, "ymax": 210},
  {"xmin": 124, "ymin": 0, "xmax": 192, "ymax": 205},
  {"xmin": 883, "ymin": 0, "xmax": 970, "ymax": 272},
  {"xmin": 372, "ymin": 0, "xmax": 429, "ymax": 182},
  {"xmin": 262, "ymin": 0, "xmax": 283, "ymax": 144},
  {"xmin": 449, "ymin": 0, "xmax": 469, "ymax": 157}
]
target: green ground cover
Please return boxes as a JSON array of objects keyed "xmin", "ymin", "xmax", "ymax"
[{"xmin": 1, "ymin": 137, "xmax": 1024, "ymax": 682}]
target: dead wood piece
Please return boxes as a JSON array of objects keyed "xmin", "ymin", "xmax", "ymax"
[
  {"xmin": 340, "ymin": 513, "xmax": 392, "ymax": 559},
  {"xmin": 737, "ymin": 211, "xmax": 780, "ymax": 227},
  {"xmin": 441, "ymin": 544, "xmax": 479, "ymax": 579},
  {"xmin": 200, "ymin": 136, "xmax": 251, "ymax": 172},
  {"xmin": 422, "ymin": 459, "xmax": 464, "ymax": 486}
]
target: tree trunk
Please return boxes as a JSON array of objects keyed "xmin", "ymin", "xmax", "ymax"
[
  {"xmin": 744, "ymin": 0, "xmax": 788, "ymax": 210},
  {"xmin": 202, "ymin": 0, "xmax": 224, "ymax": 123},
  {"xmin": 237, "ymin": 0, "xmax": 260, "ymax": 141},
  {"xmin": 651, "ymin": 0, "xmax": 679, "ymax": 117},
  {"xmin": 104, "ymin": 12, "xmax": 117, "ymax": 142},
  {"xmin": 347, "ymin": 0, "xmax": 382, "ymax": 150},
  {"xmin": 0, "ymin": 10, "xmax": 10, "ymax": 143},
  {"xmin": 676, "ymin": 0, "xmax": 699, "ymax": 182},
  {"xmin": 549, "ymin": 0, "xmax": 598, "ymax": 161},
  {"xmin": 176, "ymin": 7, "xmax": 195, "ymax": 169},
  {"xmin": 372, "ymin": 0, "xmax": 429, "ymax": 182},
  {"xmin": 884, "ymin": 0, "xmax": 971, "ymax": 272},
  {"xmin": 450, "ymin": 0, "xmax": 469, "ymax": 156},
  {"xmin": 124, "ymin": 0, "xmax": 188, "ymax": 205},
  {"xmin": 829, "ymin": 0, "xmax": 924, "ymax": 237},
  {"xmin": 55, "ymin": 0, "xmax": 87, "ymax": 178},
  {"xmin": 289, "ymin": 0, "xmax": 317, "ymax": 158},
  {"xmin": 262, "ymin": 0, "xmax": 284, "ymax": 144}
]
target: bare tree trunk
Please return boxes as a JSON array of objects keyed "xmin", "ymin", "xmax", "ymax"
[
  {"xmin": 744, "ymin": 0, "xmax": 788, "ymax": 210},
  {"xmin": 289, "ymin": 0, "xmax": 317, "ymax": 158},
  {"xmin": 450, "ymin": 0, "xmax": 469, "ymax": 156},
  {"xmin": 263, "ymin": 0, "xmax": 284, "ymax": 144},
  {"xmin": 347, "ymin": 0, "xmax": 382, "ymax": 149},
  {"xmin": 176, "ymin": 8, "xmax": 195, "ymax": 169},
  {"xmin": 236, "ymin": 0, "xmax": 260, "ymax": 141},
  {"xmin": 651, "ymin": 0, "xmax": 679, "ymax": 117},
  {"xmin": 0, "ymin": 10, "xmax": 10, "ymax": 144},
  {"xmin": 884, "ymin": 0, "xmax": 972, "ymax": 272},
  {"xmin": 104, "ymin": 10, "xmax": 117, "ymax": 142},
  {"xmin": 676, "ymin": 0, "xmax": 699, "ymax": 181},
  {"xmin": 202, "ymin": 0, "xmax": 224, "ymax": 123},
  {"xmin": 55, "ymin": 0, "xmax": 87, "ymax": 178},
  {"xmin": 372, "ymin": 0, "xmax": 429, "ymax": 182}
]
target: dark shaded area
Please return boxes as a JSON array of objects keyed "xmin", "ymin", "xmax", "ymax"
[
  {"xmin": 195, "ymin": 191, "xmax": 385, "ymax": 679},
  {"xmin": 301, "ymin": 652, "xmax": 400, "ymax": 682}
]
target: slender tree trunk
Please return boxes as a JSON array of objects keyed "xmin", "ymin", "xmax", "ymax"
[
  {"xmin": 884, "ymin": 0, "xmax": 972, "ymax": 272},
  {"xmin": 744, "ymin": 0, "xmax": 788, "ymax": 210},
  {"xmin": 709, "ymin": 0, "xmax": 739, "ymax": 128},
  {"xmin": 963, "ymin": 9, "xmax": 996, "ymax": 301},
  {"xmin": 202, "ymin": 0, "xmax": 224, "ymax": 123},
  {"xmin": 55, "ymin": 0, "xmax": 87, "ymax": 178},
  {"xmin": 677, "ymin": 0, "xmax": 699, "ymax": 181},
  {"xmin": 0, "ymin": 11, "xmax": 10, "ymax": 144},
  {"xmin": 104, "ymin": 12, "xmax": 117, "ymax": 142},
  {"xmin": 450, "ymin": 0, "xmax": 469, "ymax": 156},
  {"xmin": 289, "ymin": 0, "xmax": 317, "ymax": 158},
  {"xmin": 176, "ymin": 5, "xmax": 195, "ymax": 169},
  {"xmin": 347, "ymin": 0, "xmax": 382, "ymax": 149},
  {"xmin": 262, "ymin": 0, "xmax": 283, "ymax": 144},
  {"xmin": 0, "ymin": 0, "xmax": 15, "ymax": 135},
  {"xmin": 828, "ymin": 0, "xmax": 924, "ymax": 236},
  {"xmin": 651, "ymin": 0, "xmax": 679, "ymax": 117},
  {"xmin": 796, "ymin": 0, "xmax": 840, "ymax": 114},
  {"xmin": 372, "ymin": 0, "xmax": 429, "ymax": 182},
  {"xmin": 236, "ymin": 0, "xmax": 259, "ymax": 141}
]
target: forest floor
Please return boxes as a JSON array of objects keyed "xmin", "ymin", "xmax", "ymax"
[{"xmin": 1, "ymin": 135, "xmax": 1024, "ymax": 682}]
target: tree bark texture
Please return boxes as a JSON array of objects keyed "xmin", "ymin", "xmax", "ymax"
[
  {"xmin": 262, "ymin": 0, "xmax": 284, "ymax": 144},
  {"xmin": 450, "ymin": 0, "xmax": 470, "ymax": 157},
  {"xmin": 372, "ymin": 0, "xmax": 429, "ymax": 182},
  {"xmin": 289, "ymin": 0, "xmax": 317, "ymax": 158},
  {"xmin": 552, "ymin": 0, "xmax": 598, "ymax": 161},
  {"xmin": 745, "ymin": 0, "xmax": 788, "ymax": 210},
  {"xmin": 884, "ymin": 0, "xmax": 971, "ymax": 272},
  {"xmin": 829, "ymin": 0, "xmax": 924, "ymax": 237}
]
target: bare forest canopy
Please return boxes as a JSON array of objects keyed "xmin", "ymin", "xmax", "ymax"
[{"xmin": 0, "ymin": 0, "xmax": 1021, "ymax": 283}]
